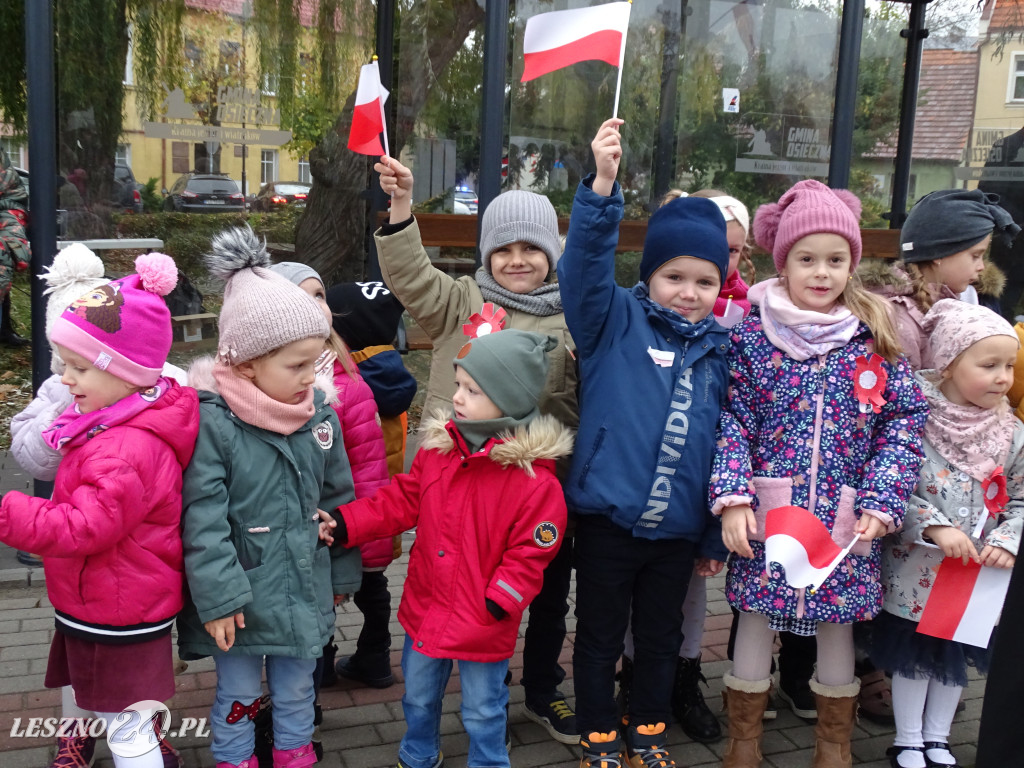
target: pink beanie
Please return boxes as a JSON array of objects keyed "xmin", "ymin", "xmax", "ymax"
[
  {"xmin": 923, "ymin": 299, "xmax": 1018, "ymax": 373},
  {"xmin": 753, "ymin": 179, "xmax": 863, "ymax": 273},
  {"xmin": 50, "ymin": 253, "xmax": 178, "ymax": 387}
]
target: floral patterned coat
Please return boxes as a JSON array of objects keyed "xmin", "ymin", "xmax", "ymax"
[
  {"xmin": 709, "ymin": 308, "xmax": 928, "ymax": 624},
  {"xmin": 882, "ymin": 421, "xmax": 1024, "ymax": 623}
]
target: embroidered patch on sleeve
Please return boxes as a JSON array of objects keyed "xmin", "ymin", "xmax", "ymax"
[{"xmin": 533, "ymin": 521, "xmax": 559, "ymax": 548}]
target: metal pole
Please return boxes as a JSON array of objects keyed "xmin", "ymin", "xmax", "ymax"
[
  {"xmin": 886, "ymin": 0, "xmax": 929, "ymax": 228},
  {"xmin": 828, "ymin": 0, "xmax": 865, "ymax": 189},
  {"xmin": 366, "ymin": 0, "xmax": 395, "ymax": 282},
  {"xmin": 477, "ymin": 0, "xmax": 510, "ymax": 266},
  {"xmin": 25, "ymin": 0, "xmax": 58, "ymax": 500},
  {"xmin": 651, "ymin": 0, "xmax": 688, "ymax": 208}
]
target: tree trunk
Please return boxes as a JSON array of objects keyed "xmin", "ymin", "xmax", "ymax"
[{"xmin": 295, "ymin": 0, "xmax": 486, "ymax": 283}]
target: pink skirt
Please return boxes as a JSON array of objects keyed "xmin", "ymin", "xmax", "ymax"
[{"xmin": 45, "ymin": 631, "xmax": 175, "ymax": 712}]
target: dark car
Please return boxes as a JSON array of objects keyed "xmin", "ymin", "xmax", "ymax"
[
  {"xmin": 163, "ymin": 173, "xmax": 245, "ymax": 213},
  {"xmin": 113, "ymin": 164, "xmax": 144, "ymax": 213},
  {"xmin": 251, "ymin": 181, "xmax": 311, "ymax": 212}
]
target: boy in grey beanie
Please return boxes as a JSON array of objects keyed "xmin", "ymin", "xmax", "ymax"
[
  {"xmin": 328, "ymin": 328, "xmax": 574, "ymax": 768},
  {"xmin": 371, "ymin": 154, "xmax": 581, "ymax": 744}
]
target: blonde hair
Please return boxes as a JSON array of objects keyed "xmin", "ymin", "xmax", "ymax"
[
  {"xmin": 901, "ymin": 262, "xmax": 940, "ymax": 314},
  {"xmin": 663, "ymin": 188, "xmax": 757, "ymax": 285},
  {"xmin": 840, "ymin": 276, "xmax": 904, "ymax": 364},
  {"xmin": 326, "ymin": 329, "xmax": 357, "ymax": 379}
]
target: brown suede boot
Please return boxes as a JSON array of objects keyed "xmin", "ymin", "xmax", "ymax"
[
  {"xmin": 721, "ymin": 673, "xmax": 772, "ymax": 768},
  {"xmin": 809, "ymin": 677, "xmax": 860, "ymax": 768}
]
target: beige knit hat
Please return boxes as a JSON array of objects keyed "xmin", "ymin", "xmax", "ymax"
[
  {"xmin": 41, "ymin": 243, "xmax": 108, "ymax": 374},
  {"xmin": 206, "ymin": 226, "xmax": 329, "ymax": 364}
]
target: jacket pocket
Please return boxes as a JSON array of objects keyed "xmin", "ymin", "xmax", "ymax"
[
  {"xmin": 749, "ymin": 476, "xmax": 794, "ymax": 543},
  {"xmin": 831, "ymin": 485, "xmax": 872, "ymax": 557},
  {"xmin": 236, "ymin": 521, "xmax": 272, "ymax": 571},
  {"xmin": 577, "ymin": 426, "xmax": 607, "ymax": 490}
]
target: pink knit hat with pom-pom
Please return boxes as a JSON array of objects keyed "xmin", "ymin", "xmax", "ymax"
[
  {"xmin": 50, "ymin": 252, "xmax": 178, "ymax": 386},
  {"xmin": 753, "ymin": 179, "xmax": 863, "ymax": 273}
]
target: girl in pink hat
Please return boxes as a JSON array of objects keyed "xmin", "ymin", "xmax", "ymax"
[{"xmin": 710, "ymin": 180, "xmax": 928, "ymax": 767}]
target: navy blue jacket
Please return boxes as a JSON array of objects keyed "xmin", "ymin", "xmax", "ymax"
[
  {"xmin": 558, "ymin": 177, "xmax": 728, "ymax": 557},
  {"xmin": 354, "ymin": 348, "xmax": 417, "ymax": 419}
]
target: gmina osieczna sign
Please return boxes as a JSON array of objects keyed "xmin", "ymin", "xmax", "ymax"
[{"xmin": 143, "ymin": 86, "xmax": 292, "ymax": 147}]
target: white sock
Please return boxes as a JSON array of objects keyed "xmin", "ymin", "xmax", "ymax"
[
  {"xmin": 815, "ymin": 622, "xmax": 855, "ymax": 686},
  {"xmin": 731, "ymin": 612, "xmax": 774, "ymax": 682},
  {"xmin": 891, "ymin": 746, "xmax": 927, "ymax": 768},
  {"xmin": 892, "ymin": 672, "xmax": 928, "ymax": 747},
  {"xmin": 922, "ymin": 678, "xmax": 962, "ymax": 765},
  {"xmin": 60, "ymin": 686, "xmax": 93, "ymax": 722}
]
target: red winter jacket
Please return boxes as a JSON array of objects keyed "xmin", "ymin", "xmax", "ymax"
[
  {"xmin": 0, "ymin": 383, "xmax": 199, "ymax": 643},
  {"xmin": 340, "ymin": 413, "xmax": 573, "ymax": 662},
  {"xmin": 330, "ymin": 359, "xmax": 391, "ymax": 569}
]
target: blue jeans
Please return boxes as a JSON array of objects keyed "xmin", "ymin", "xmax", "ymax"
[
  {"xmin": 399, "ymin": 634, "xmax": 510, "ymax": 768},
  {"xmin": 211, "ymin": 654, "xmax": 316, "ymax": 764}
]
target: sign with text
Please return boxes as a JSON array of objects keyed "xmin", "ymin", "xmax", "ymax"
[{"xmin": 734, "ymin": 114, "xmax": 831, "ymax": 178}]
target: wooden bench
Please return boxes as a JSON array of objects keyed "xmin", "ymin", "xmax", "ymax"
[
  {"xmin": 171, "ymin": 312, "xmax": 218, "ymax": 352},
  {"xmin": 56, "ymin": 238, "xmax": 165, "ymax": 253}
]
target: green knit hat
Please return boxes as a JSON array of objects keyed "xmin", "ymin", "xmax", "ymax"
[{"xmin": 454, "ymin": 329, "xmax": 556, "ymax": 420}]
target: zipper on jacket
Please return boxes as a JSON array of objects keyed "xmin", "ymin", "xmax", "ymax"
[{"xmin": 577, "ymin": 426, "xmax": 607, "ymax": 489}]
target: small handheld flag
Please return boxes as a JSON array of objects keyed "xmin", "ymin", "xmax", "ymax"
[
  {"xmin": 764, "ymin": 505, "xmax": 860, "ymax": 593},
  {"xmin": 917, "ymin": 557, "xmax": 1012, "ymax": 648},
  {"xmin": 348, "ymin": 58, "xmax": 390, "ymax": 157},
  {"xmin": 715, "ymin": 295, "xmax": 744, "ymax": 328}
]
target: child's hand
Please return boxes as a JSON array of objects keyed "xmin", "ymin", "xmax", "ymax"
[
  {"xmin": 316, "ymin": 508, "xmax": 337, "ymax": 545},
  {"xmin": 695, "ymin": 558, "xmax": 725, "ymax": 577},
  {"xmin": 979, "ymin": 545, "xmax": 1015, "ymax": 569},
  {"xmin": 374, "ymin": 155, "xmax": 413, "ymax": 224},
  {"xmin": 591, "ymin": 118, "xmax": 624, "ymax": 197},
  {"xmin": 924, "ymin": 525, "xmax": 980, "ymax": 565},
  {"xmin": 204, "ymin": 613, "xmax": 245, "ymax": 652},
  {"xmin": 721, "ymin": 504, "xmax": 756, "ymax": 559},
  {"xmin": 334, "ymin": 594, "xmax": 348, "ymax": 606},
  {"xmin": 855, "ymin": 514, "xmax": 888, "ymax": 543}
]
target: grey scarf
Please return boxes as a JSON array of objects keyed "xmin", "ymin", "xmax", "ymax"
[{"xmin": 475, "ymin": 267, "xmax": 563, "ymax": 317}]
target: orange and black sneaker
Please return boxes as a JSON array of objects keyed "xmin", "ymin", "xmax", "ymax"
[
  {"xmin": 580, "ymin": 729, "xmax": 624, "ymax": 768},
  {"xmin": 624, "ymin": 723, "xmax": 675, "ymax": 768}
]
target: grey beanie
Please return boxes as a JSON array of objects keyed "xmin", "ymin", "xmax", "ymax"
[
  {"xmin": 900, "ymin": 189, "xmax": 1020, "ymax": 264},
  {"xmin": 479, "ymin": 190, "xmax": 561, "ymax": 274},
  {"xmin": 269, "ymin": 261, "xmax": 322, "ymax": 288},
  {"xmin": 454, "ymin": 329, "xmax": 556, "ymax": 420}
]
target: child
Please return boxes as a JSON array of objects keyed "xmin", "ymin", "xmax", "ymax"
[
  {"xmin": 560, "ymin": 118, "xmax": 731, "ymax": 768},
  {"xmin": 176, "ymin": 227, "xmax": 361, "ymax": 768},
  {"xmin": 326, "ymin": 280, "xmax": 418, "ymax": 688},
  {"xmin": 374, "ymin": 155, "xmax": 580, "ymax": 743},
  {"xmin": 711, "ymin": 179, "xmax": 928, "ymax": 767},
  {"xmin": 872, "ymin": 300, "xmax": 1021, "ymax": 768},
  {"xmin": 858, "ymin": 188, "xmax": 1018, "ymax": 370},
  {"xmin": 0, "ymin": 253, "xmax": 199, "ymax": 768},
  {"xmin": 330, "ymin": 328, "xmax": 573, "ymax": 768}
]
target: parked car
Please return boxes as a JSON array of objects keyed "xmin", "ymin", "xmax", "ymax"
[
  {"xmin": 454, "ymin": 186, "xmax": 478, "ymax": 214},
  {"xmin": 114, "ymin": 164, "xmax": 144, "ymax": 213},
  {"xmin": 251, "ymin": 181, "xmax": 311, "ymax": 212},
  {"xmin": 162, "ymin": 172, "xmax": 245, "ymax": 213}
]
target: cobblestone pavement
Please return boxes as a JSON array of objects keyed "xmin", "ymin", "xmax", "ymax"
[{"xmin": 0, "ymin": 453, "xmax": 984, "ymax": 768}]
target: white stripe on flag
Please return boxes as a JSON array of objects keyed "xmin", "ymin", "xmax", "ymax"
[{"xmin": 522, "ymin": 2, "xmax": 631, "ymax": 55}]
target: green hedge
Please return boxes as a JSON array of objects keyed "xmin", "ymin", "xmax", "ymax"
[{"xmin": 115, "ymin": 208, "xmax": 304, "ymax": 280}]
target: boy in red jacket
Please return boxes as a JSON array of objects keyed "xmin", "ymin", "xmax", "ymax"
[{"xmin": 330, "ymin": 328, "xmax": 573, "ymax": 768}]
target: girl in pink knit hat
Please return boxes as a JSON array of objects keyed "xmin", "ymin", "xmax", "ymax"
[
  {"xmin": 710, "ymin": 179, "xmax": 929, "ymax": 767},
  {"xmin": 0, "ymin": 253, "xmax": 200, "ymax": 768}
]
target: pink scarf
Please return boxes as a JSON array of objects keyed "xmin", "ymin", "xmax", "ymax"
[
  {"xmin": 918, "ymin": 372, "xmax": 1016, "ymax": 483},
  {"xmin": 212, "ymin": 362, "xmax": 315, "ymax": 436},
  {"xmin": 43, "ymin": 377, "xmax": 174, "ymax": 451},
  {"xmin": 749, "ymin": 278, "xmax": 861, "ymax": 361}
]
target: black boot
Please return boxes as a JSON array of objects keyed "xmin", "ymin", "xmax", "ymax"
[
  {"xmin": 0, "ymin": 295, "xmax": 27, "ymax": 347},
  {"xmin": 336, "ymin": 651, "xmax": 394, "ymax": 688},
  {"xmin": 615, "ymin": 655, "xmax": 633, "ymax": 729},
  {"xmin": 672, "ymin": 656, "xmax": 723, "ymax": 743}
]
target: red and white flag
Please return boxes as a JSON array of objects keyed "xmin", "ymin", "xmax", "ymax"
[
  {"xmin": 917, "ymin": 557, "xmax": 1012, "ymax": 648},
  {"xmin": 348, "ymin": 60, "xmax": 390, "ymax": 157},
  {"xmin": 764, "ymin": 505, "xmax": 859, "ymax": 592},
  {"xmin": 521, "ymin": 2, "xmax": 632, "ymax": 83}
]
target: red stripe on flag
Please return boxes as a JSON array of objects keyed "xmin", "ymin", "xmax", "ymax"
[
  {"xmin": 917, "ymin": 558, "xmax": 980, "ymax": 642},
  {"xmin": 521, "ymin": 29, "xmax": 624, "ymax": 82},
  {"xmin": 764, "ymin": 505, "xmax": 841, "ymax": 569},
  {"xmin": 348, "ymin": 99, "xmax": 384, "ymax": 156}
]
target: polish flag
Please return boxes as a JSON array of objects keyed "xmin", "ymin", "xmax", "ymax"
[
  {"xmin": 521, "ymin": 2, "xmax": 632, "ymax": 83},
  {"xmin": 348, "ymin": 60, "xmax": 390, "ymax": 156},
  {"xmin": 764, "ymin": 505, "xmax": 859, "ymax": 592},
  {"xmin": 917, "ymin": 557, "xmax": 1012, "ymax": 648}
]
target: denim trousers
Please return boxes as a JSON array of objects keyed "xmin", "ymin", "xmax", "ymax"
[
  {"xmin": 399, "ymin": 635, "xmax": 510, "ymax": 768},
  {"xmin": 573, "ymin": 515, "xmax": 696, "ymax": 735},
  {"xmin": 211, "ymin": 654, "xmax": 316, "ymax": 764}
]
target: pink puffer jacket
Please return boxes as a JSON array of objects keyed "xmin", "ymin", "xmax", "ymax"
[{"xmin": 332, "ymin": 360, "xmax": 392, "ymax": 570}]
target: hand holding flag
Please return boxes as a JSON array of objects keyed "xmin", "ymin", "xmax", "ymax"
[
  {"xmin": 764, "ymin": 505, "xmax": 860, "ymax": 593},
  {"xmin": 348, "ymin": 58, "xmax": 390, "ymax": 157}
]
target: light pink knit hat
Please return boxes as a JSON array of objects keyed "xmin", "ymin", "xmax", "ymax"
[
  {"xmin": 753, "ymin": 179, "xmax": 863, "ymax": 273},
  {"xmin": 206, "ymin": 225, "xmax": 329, "ymax": 364},
  {"xmin": 923, "ymin": 299, "xmax": 1018, "ymax": 373},
  {"xmin": 50, "ymin": 253, "xmax": 178, "ymax": 386}
]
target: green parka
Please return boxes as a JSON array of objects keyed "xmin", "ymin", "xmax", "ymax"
[{"xmin": 177, "ymin": 361, "xmax": 360, "ymax": 660}]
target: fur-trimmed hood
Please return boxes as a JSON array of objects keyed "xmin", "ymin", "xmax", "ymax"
[
  {"xmin": 975, "ymin": 260, "xmax": 1007, "ymax": 298},
  {"xmin": 186, "ymin": 354, "xmax": 339, "ymax": 403},
  {"xmin": 418, "ymin": 410, "xmax": 574, "ymax": 478},
  {"xmin": 856, "ymin": 259, "xmax": 912, "ymax": 297}
]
